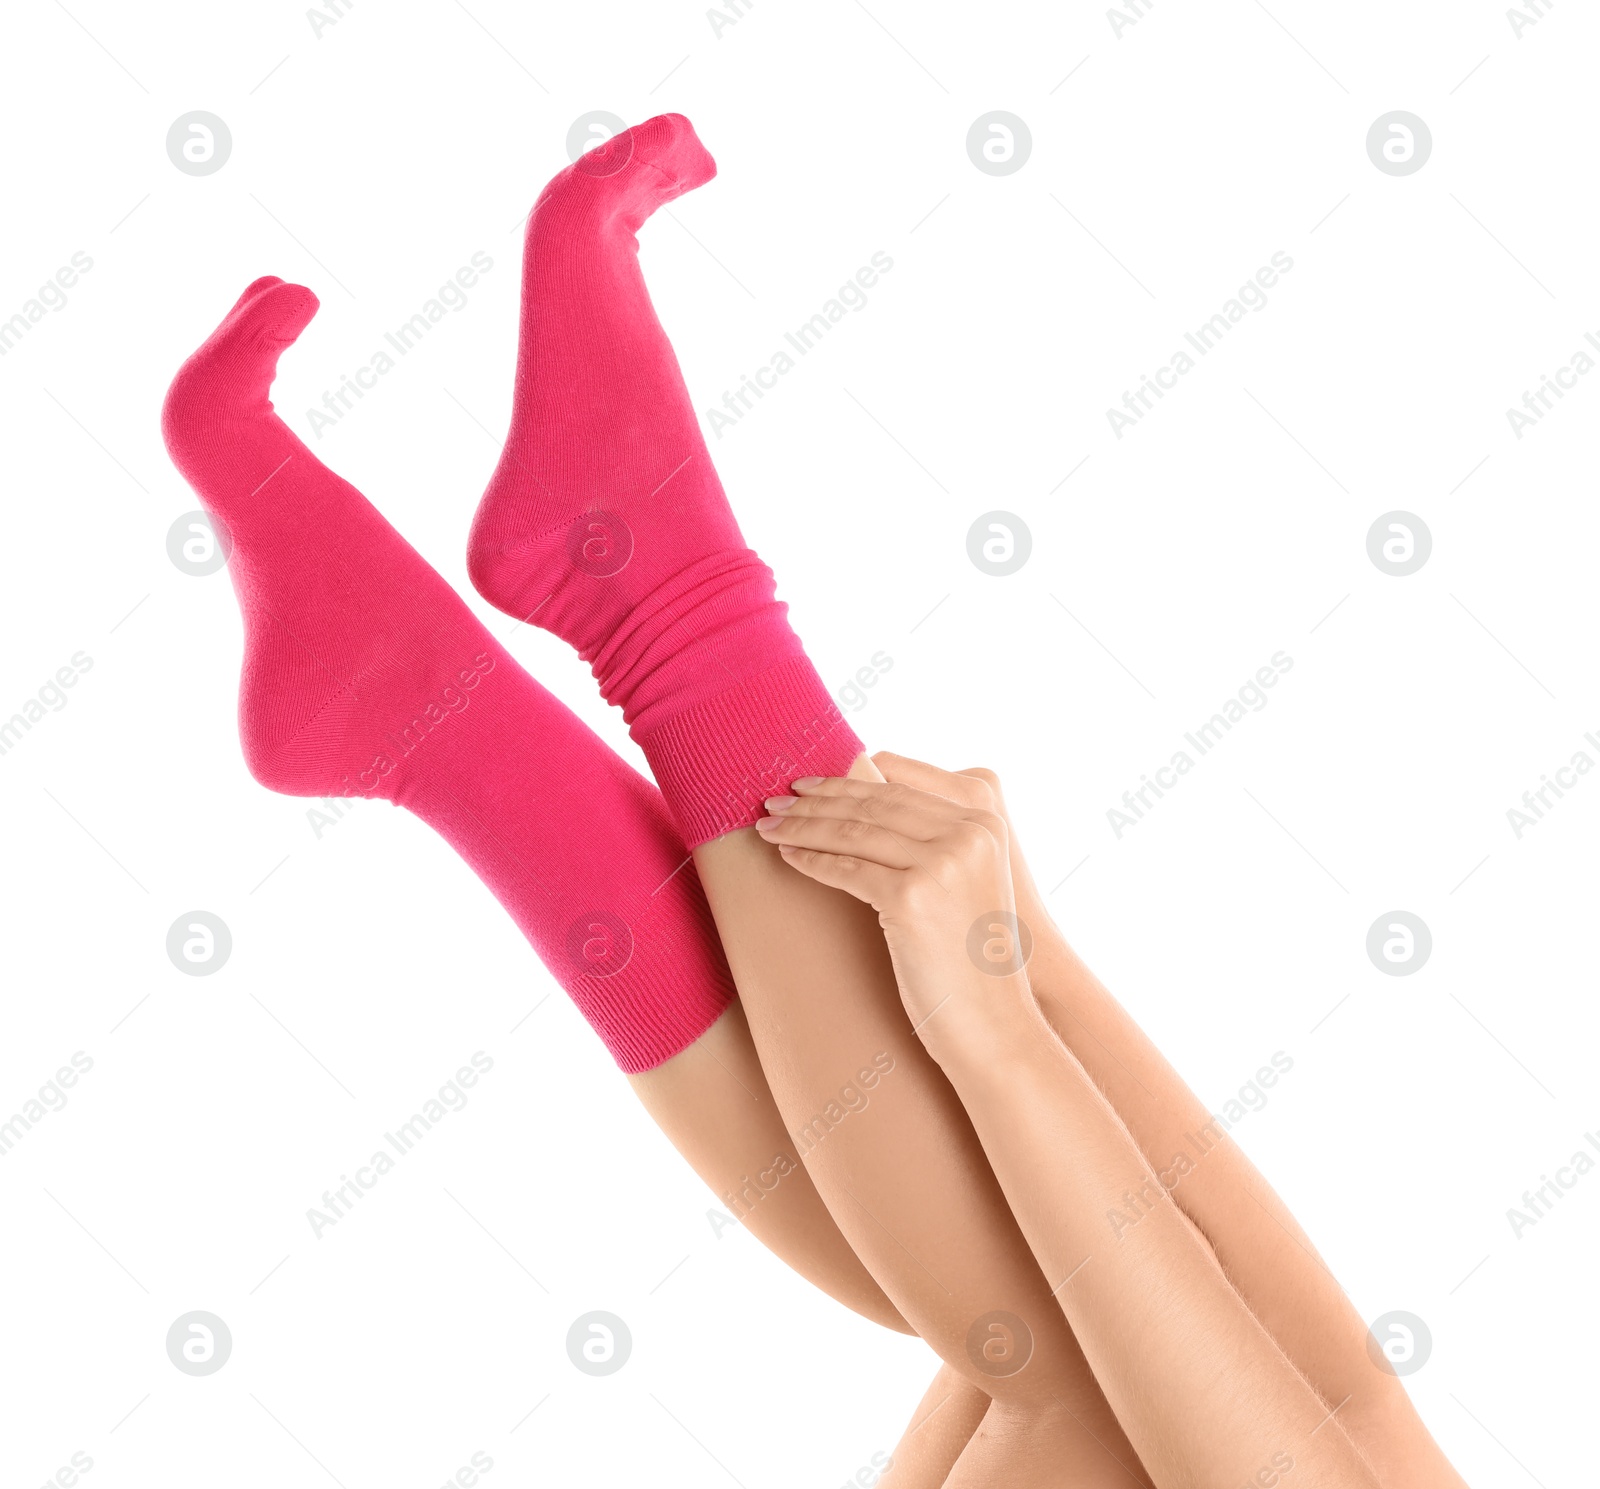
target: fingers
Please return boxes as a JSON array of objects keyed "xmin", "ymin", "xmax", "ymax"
[
  {"xmin": 756, "ymin": 809, "xmax": 920, "ymax": 869},
  {"xmin": 772, "ymin": 776, "xmax": 1006, "ymax": 855},
  {"xmin": 765, "ymin": 772, "xmax": 1011, "ymax": 911},
  {"xmin": 771, "ymin": 843, "xmax": 902, "ymax": 908},
  {"xmin": 870, "ymin": 752, "xmax": 1000, "ymax": 811},
  {"xmin": 788, "ymin": 774, "xmax": 969, "ymax": 818},
  {"xmin": 766, "ymin": 781, "xmax": 959, "ymax": 841},
  {"xmin": 785, "ymin": 774, "xmax": 882, "ymax": 798}
]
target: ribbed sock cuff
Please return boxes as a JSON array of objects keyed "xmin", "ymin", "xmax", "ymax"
[
  {"xmin": 635, "ymin": 654, "xmax": 865, "ymax": 848},
  {"xmin": 566, "ymin": 854, "xmax": 736, "ymax": 1073}
]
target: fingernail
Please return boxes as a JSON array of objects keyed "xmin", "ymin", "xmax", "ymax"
[
  {"xmin": 777, "ymin": 842, "xmax": 796, "ymax": 853},
  {"xmin": 791, "ymin": 776, "xmax": 824, "ymax": 791},
  {"xmin": 764, "ymin": 795, "xmax": 798, "ymax": 812},
  {"xmin": 755, "ymin": 816, "xmax": 783, "ymax": 831}
]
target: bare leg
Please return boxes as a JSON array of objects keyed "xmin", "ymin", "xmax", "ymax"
[
  {"xmin": 629, "ymin": 999, "xmax": 911, "ymax": 1333},
  {"xmin": 757, "ymin": 772, "xmax": 1391, "ymax": 1489},
  {"xmin": 636, "ymin": 1004, "xmax": 1001, "ymax": 1483},
  {"xmin": 877, "ymin": 1366, "xmax": 992, "ymax": 1489},
  {"xmin": 939, "ymin": 997, "xmax": 1386, "ymax": 1489},
  {"xmin": 695, "ymin": 757, "xmax": 1153, "ymax": 1489},
  {"xmin": 874, "ymin": 754, "xmax": 1469, "ymax": 1489},
  {"xmin": 609, "ymin": 1060, "xmax": 993, "ymax": 1489}
]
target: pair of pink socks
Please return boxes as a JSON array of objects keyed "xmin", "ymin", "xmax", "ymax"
[{"xmin": 161, "ymin": 115, "xmax": 861, "ymax": 1071}]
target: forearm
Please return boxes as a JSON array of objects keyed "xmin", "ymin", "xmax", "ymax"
[{"xmin": 933, "ymin": 991, "xmax": 1382, "ymax": 1489}]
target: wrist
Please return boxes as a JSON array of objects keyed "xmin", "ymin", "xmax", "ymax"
[{"xmin": 919, "ymin": 976, "xmax": 1055, "ymax": 1083}]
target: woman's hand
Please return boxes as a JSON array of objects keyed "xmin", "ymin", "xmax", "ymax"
[
  {"xmin": 754, "ymin": 766, "xmax": 1033, "ymax": 1064},
  {"xmin": 867, "ymin": 752, "xmax": 1061, "ymax": 950}
]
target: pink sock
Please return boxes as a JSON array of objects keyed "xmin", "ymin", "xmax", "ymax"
[
  {"xmin": 467, "ymin": 113, "xmax": 861, "ymax": 847},
  {"xmin": 162, "ymin": 277, "xmax": 733, "ymax": 1072}
]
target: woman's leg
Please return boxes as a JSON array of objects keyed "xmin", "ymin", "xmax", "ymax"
[
  {"xmin": 630, "ymin": 999, "xmax": 913, "ymax": 1333},
  {"xmin": 876, "ymin": 1366, "xmax": 992, "ymax": 1489},
  {"xmin": 158, "ymin": 277, "xmax": 916, "ymax": 1359},
  {"xmin": 695, "ymin": 758, "xmax": 1153, "ymax": 1489},
  {"xmin": 872, "ymin": 755, "xmax": 1470, "ymax": 1489},
  {"xmin": 938, "ymin": 996, "xmax": 1386, "ymax": 1489},
  {"xmin": 757, "ymin": 773, "xmax": 1394, "ymax": 1489},
  {"xmin": 463, "ymin": 116, "xmax": 1144, "ymax": 1483}
]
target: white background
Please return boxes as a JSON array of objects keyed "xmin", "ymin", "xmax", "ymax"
[{"xmin": 1, "ymin": 1, "xmax": 1592, "ymax": 1485}]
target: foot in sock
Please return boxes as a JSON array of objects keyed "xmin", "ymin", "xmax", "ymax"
[
  {"xmin": 467, "ymin": 113, "xmax": 861, "ymax": 846},
  {"xmin": 162, "ymin": 276, "xmax": 733, "ymax": 1071}
]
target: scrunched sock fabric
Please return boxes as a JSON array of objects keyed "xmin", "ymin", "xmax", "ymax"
[
  {"xmin": 466, "ymin": 113, "xmax": 862, "ymax": 847},
  {"xmin": 161, "ymin": 275, "xmax": 733, "ymax": 1072}
]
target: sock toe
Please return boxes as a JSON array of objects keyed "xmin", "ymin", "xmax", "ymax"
[
  {"xmin": 232, "ymin": 279, "xmax": 319, "ymax": 347},
  {"xmin": 627, "ymin": 112, "xmax": 717, "ymax": 191},
  {"xmin": 164, "ymin": 281, "xmax": 320, "ymax": 454},
  {"xmin": 228, "ymin": 276, "xmax": 287, "ymax": 317},
  {"xmin": 476, "ymin": 113, "xmax": 859, "ymax": 846},
  {"xmin": 557, "ymin": 113, "xmax": 716, "ymax": 223}
]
